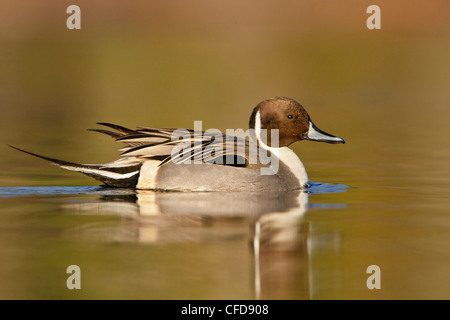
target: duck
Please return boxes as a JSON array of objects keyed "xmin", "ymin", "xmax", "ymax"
[{"xmin": 10, "ymin": 97, "xmax": 344, "ymax": 192}]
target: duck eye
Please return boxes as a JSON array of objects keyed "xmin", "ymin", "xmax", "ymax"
[{"xmin": 287, "ymin": 114, "xmax": 293, "ymax": 119}]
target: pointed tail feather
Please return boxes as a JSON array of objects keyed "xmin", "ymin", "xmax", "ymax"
[
  {"xmin": 8, "ymin": 145, "xmax": 141, "ymax": 188},
  {"xmin": 96, "ymin": 122, "xmax": 137, "ymax": 135},
  {"xmin": 87, "ymin": 128, "xmax": 123, "ymax": 139}
]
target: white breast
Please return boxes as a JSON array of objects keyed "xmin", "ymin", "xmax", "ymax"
[
  {"xmin": 254, "ymin": 110, "xmax": 309, "ymax": 187},
  {"xmin": 278, "ymin": 147, "xmax": 309, "ymax": 187}
]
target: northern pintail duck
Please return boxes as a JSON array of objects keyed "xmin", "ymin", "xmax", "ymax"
[{"xmin": 11, "ymin": 97, "xmax": 344, "ymax": 192}]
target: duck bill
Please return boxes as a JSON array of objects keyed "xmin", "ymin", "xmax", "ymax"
[{"xmin": 303, "ymin": 121, "xmax": 345, "ymax": 144}]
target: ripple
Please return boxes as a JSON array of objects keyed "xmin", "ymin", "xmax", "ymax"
[
  {"xmin": 0, "ymin": 186, "xmax": 136, "ymax": 197},
  {"xmin": 308, "ymin": 182, "xmax": 349, "ymax": 194},
  {"xmin": 0, "ymin": 182, "xmax": 348, "ymax": 198}
]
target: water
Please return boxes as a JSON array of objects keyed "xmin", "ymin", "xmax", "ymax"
[
  {"xmin": 0, "ymin": 178, "xmax": 448, "ymax": 299},
  {"xmin": 0, "ymin": 183, "xmax": 350, "ymax": 299},
  {"xmin": 1, "ymin": 1, "xmax": 450, "ymax": 300}
]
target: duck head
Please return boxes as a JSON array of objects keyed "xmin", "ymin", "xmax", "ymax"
[{"xmin": 249, "ymin": 97, "xmax": 345, "ymax": 147}]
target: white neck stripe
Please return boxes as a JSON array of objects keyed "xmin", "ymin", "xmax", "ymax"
[{"xmin": 254, "ymin": 110, "xmax": 279, "ymax": 151}]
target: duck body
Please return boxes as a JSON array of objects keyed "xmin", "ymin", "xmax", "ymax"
[
  {"xmin": 144, "ymin": 146, "xmax": 307, "ymax": 192},
  {"xmin": 11, "ymin": 97, "xmax": 344, "ymax": 192}
]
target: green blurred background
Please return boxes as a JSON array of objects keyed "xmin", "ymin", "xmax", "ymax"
[
  {"xmin": 0, "ymin": 0, "xmax": 450, "ymax": 299},
  {"xmin": 1, "ymin": 0, "xmax": 449, "ymax": 187}
]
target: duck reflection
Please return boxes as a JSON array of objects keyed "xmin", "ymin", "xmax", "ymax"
[
  {"xmin": 63, "ymin": 185, "xmax": 346, "ymax": 299},
  {"xmin": 64, "ymin": 190, "xmax": 309, "ymax": 243}
]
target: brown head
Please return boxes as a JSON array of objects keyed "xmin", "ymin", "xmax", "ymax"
[{"xmin": 249, "ymin": 97, "xmax": 345, "ymax": 147}]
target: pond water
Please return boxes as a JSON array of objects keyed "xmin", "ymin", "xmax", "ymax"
[
  {"xmin": 1, "ymin": 1, "xmax": 450, "ymax": 300},
  {"xmin": 0, "ymin": 170, "xmax": 449, "ymax": 300}
]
